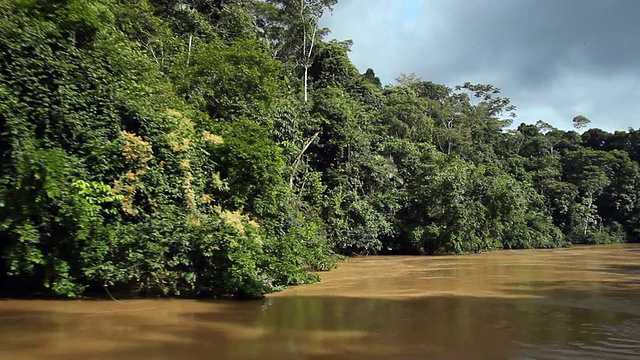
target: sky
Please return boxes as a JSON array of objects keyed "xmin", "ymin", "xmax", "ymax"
[{"xmin": 320, "ymin": 0, "xmax": 640, "ymax": 132}]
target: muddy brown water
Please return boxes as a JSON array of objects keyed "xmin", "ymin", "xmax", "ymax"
[{"xmin": 1, "ymin": 244, "xmax": 639, "ymax": 360}]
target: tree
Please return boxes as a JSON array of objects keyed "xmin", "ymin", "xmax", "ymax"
[
  {"xmin": 362, "ymin": 68, "xmax": 382, "ymax": 88},
  {"xmin": 581, "ymin": 128, "xmax": 611, "ymax": 151},
  {"xmin": 562, "ymin": 149, "xmax": 615, "ymax": 241},
  {"xmin": 572, "ymin": 115, "xmax": 591, "ymax": 130},
  {"xmin": 380, "ymin": 86, "xmax": 433, "ymax": 143}
]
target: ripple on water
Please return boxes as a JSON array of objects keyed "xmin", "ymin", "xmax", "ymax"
[{"xmin": 515, "ymin": 318, "xmax": 640, "ymax": 360}]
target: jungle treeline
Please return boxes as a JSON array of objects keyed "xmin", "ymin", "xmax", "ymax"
[{"xmin": 1, "ymin": 0, "xmax": 639, "ymax": 298}]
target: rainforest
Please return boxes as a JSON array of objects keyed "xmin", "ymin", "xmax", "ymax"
[{"xmin": 1, "ymin": 0, "xmax": 639, "ymax": 299}]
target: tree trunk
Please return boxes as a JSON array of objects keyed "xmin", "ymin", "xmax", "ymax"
[
  {"xmin": 584, "ymin": 196, "xmax": 593, "ymax": 235},
  {"xmin": 304, "ymin": 66, "xmax": 308, "ymax": 102},
  {"xmin": 289, "ymin": 131, "xmax": 320, "ymax": 186},
  {"xmin": 187, "ymin": 34, "xmax": 193, "ymax": 67}
]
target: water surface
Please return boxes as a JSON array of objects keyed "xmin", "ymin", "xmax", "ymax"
[{"xmin": 1, "ymin": 244, "xmax": 639, "ymax": 359}]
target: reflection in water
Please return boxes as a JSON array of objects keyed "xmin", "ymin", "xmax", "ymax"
[{"xmin": 1, "ymin": 244, "xmax": 639, "ymax": 359}]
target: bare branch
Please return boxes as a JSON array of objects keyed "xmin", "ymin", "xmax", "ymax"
[{"xmin": 290, "ymin": 131, "xmax": 320, "ymax": 187}]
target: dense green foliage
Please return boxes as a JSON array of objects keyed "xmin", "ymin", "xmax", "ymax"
[{"xmin": 1, "ymin": 0, "xmax": 639, "ymax": 298}]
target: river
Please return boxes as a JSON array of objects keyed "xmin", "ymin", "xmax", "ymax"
[{"xmin": 1, "ymin": 244, "xmax": 639, "ymax": 359}]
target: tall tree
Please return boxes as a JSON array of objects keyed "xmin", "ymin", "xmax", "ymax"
[{"xmin": 253, "ymin": 0, "xmax": 337, "ymax": 101}]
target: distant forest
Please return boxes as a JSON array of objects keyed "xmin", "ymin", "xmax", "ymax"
[{"xmin": 1, "ymin": 0, "xmax": 638, "ymax": 298}]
